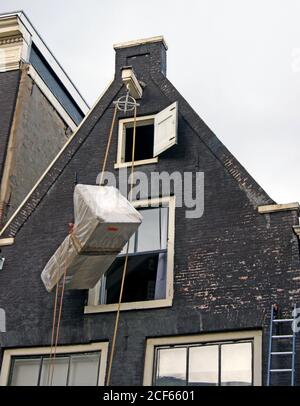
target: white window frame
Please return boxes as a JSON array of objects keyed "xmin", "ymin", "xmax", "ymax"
[
  {"xmin": 114, "ymin": 114, "xmax": 158, "ymax": 169},
  {"xmin": 0, "ymin": 342, "xmax": 109, "ymax": 386},
  {"xmin": 85, "ymin": 195, "xmax": 176, "ymax": 314},
  {"xmin": 143, "ymin": 330, "xmax": 262, "ymax": 386}
]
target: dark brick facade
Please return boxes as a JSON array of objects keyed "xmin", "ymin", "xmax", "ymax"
[
  {"xmin": 0, "ymin": 39, "xmax": 299, "ymax": 386},
  {"xmin": 0, "ymin": 63, "xmax": 74, "ymax": 225},
  {"xmin": 4, "ymin": 64, "xmax": 73, "ymax": 221}
]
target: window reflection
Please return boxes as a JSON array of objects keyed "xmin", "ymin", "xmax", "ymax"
[
  {"xmin": 10, "ymin": 358, "xmax": 40, "ymax": 386},
  {"xmin": 154, "ymin": 340, "xmax": 253, "ymax": 386},
  {"xmin": 40, "ymin": 357, "xmax": 69, "ymax": 386},
  {"xmin": 9, "ymin": 352, "xmax": 101, "ymax": 386},
  {"xmin": 188, "ymin": 345, "xmax": 218, "ymax": 386},
  {"xmin": 155, "ymin": 347, "xmax": 187, "ymax": 386},
  {"xmin": 137, "ymin": 208, "xmax": 161, "ymax": 252},
  {"xmin": 121, "ymin": 207, "xmax": 168, "ymax": 255},
  {"xmin": 221, "ymin": 342, "xmax": 252, "ymax": 386},
  {"xmin": 69, "ymin": 353, "xmax": 100, "ymax": 386}
]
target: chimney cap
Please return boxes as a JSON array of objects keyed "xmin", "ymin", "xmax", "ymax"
[{"xmin": 114, "ymin": 36, "xmax": 168, "ymax": 51}]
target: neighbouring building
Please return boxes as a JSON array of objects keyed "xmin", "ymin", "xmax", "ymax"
[
  {"xmin": 0, "ymin": 11, "xmax": 89, "ymax": 229},
  {"xmin": 0, "ymin": 35, "xmax": 299, "ymax": 386}
]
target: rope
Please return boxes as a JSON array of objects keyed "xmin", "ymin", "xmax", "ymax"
[
  {"xmin": 46, "ymin": 281, "xmax": 59, "ymax": 386},
  {"xmin": 99, "ymin": 105, "xmax": 118, "ymax": 186},
  {"xmin": 46, "ymin": 96, "xmax": 136, "ymax": 386},
  {"xmin": 106, "ymin": 104, "xmax": 138, "ymax": 386},
  {"xmin": 49, "ymin": 266, "xmax": 68, "ymax": 386},
  {"xmin": 47, "ymin": 105, "xmax": 118, "ymax": 385}
]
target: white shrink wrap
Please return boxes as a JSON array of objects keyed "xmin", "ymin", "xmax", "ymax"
[{"xmin": 41, "ymin": 185, "xmax": 142, "ymax": 292}]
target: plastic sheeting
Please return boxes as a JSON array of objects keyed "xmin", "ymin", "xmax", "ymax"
[{"xmin": 41, "ymin": 185, "xmax": 142, "ymax": 292}]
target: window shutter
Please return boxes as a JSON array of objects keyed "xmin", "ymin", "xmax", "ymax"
[{"xmin": 153, "ymin": 102, "xmax": 178, "ymax": 157}]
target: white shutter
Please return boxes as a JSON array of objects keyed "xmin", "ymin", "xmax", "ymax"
[{"xmin": 153, "ymin": 102, "xmax": 178, "ymax": 157}]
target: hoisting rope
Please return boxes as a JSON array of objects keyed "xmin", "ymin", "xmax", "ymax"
[
  {"xmin": 47, "ymin": 266, "xmax": 68, "ymax": 386},
  {"xmin": 106, "ymin": 104, "xmax": 138, "ymax": 386},
  {"xmin": 99, "ymin": 105, "xmax": 118, "ymax": 187},
  {"xmin": 47, "ymin": 103, "xmax": 120, "ymax": 385},
  {"xmin": 47, "ymin": 280, "xmax": 59, "ymax": 386},
  {"xmin": 47, "ymin": 96, "xmax": 136, "ymax": 386}
]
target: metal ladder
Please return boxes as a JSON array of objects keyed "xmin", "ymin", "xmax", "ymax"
[{"xmin": 267, "ymin": 304, "xmax": 297, "ymax": 386}]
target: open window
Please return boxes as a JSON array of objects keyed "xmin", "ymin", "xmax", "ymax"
[
  {"xmin": 143, "ymin": 331, "xmax": 262, "ymax": 386},
  {"xmin": 115, "ymin": 102, "xmax": 178, "ymax": 168},
  {"xmin": 0, "ymin": 343, "xmax": 108, "ymax": 386},
  {"xmin": 86, "ymin": 196, "xmax": 175, "ymax": 313}
]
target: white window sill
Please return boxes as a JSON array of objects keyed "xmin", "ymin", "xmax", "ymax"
[
  {"xmin": 114, "ymin": 157, "xmax": 158, "ymax": 169},
  {"xmin": 84, "ymin": 298, "xmax": 172, "ymax": 314}
]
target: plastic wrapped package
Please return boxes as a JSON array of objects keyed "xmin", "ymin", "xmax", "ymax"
[{"xmin": 41, "ymin": 185, "xmax": 142, "ymax": 292}]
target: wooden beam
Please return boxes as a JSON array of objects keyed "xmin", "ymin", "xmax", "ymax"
[
  {"xmin": 0, "ymin": 238, "xmax": 14, "ymax": 247},
  {"xmin": 258, "ymin": 202, "xmax": 300, "ymax": 215}
]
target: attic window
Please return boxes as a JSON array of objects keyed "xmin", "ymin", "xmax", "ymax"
[
  {"xmin": 115, "ymin": 102, "xmax": 178, "ymax": 168},
  {"xmin": 124, "ymin": 121, "xmax": 154, "ymax": 162}
]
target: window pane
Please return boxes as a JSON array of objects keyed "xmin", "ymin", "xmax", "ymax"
[
  {"xmin": 160, "ymin": 207, "xmax": 168, "ymax": 249},
  {"xmin": 137, "ymin": 208, "xmax": 161, "ymax": 252},
  {"xmin": 10, "ymin": 358, "xmax": 40, "ymax": 386},
  {"xmin": 40, "ymin": 357, "xmax": 69, "ymax": 386},
  {"xmin": 154, "ymin": 252, "xmax": 167, "ymax": 299},
  {"xmin": 68, "ymin": 353, "xmax": 100, "ymax": 386},
  {"xmin": 120, "ymin": 207, "xmax": 168, "ymax": 254},
  {"xmin": 105, "ymin": 253, "xmax": 160, "ymax": 304},
  {"xmin": 155, "ymin": 347, "xmax": 187, "ymax": 386},
  {"xmin": 188, "ymin": 345, "xmax": 218, "ymax": 386},
  {"xmin": 221, "ymin": 342, "xmax": 252, "ymax": 386}
]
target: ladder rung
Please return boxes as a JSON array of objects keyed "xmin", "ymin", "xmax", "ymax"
[
  {"xmin": 273, "ymin": 319, "xmax": 293, "ymax": 323},
  {"xmin": 272, "ymin": 335, "xmax": 293, "ymax": 339},
  {"xmin": 271, "ymin": 351, "xmax": 293, "ymax": 355},
  {"xmin": 270, "ymin": 369, "xmax": 292, "ymax": 373}
]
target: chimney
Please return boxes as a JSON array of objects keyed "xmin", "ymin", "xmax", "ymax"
[{"xmin": 114, "ymin": 36, "xmax": 168, "ymax": 81}]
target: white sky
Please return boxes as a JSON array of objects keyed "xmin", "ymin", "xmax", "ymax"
[{"xmin": 1, "ymin": 0, "xmax": 300, "ymax": 204}]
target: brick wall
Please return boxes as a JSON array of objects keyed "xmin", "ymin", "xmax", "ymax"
[{"xmin": 3, "ymin": 64, "xmax": 72, "ymax": 222}]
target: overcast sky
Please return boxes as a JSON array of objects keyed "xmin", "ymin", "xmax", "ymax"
[{"xmin": 1, "ymin": 0, "xmax": 300, "ymax": 204}]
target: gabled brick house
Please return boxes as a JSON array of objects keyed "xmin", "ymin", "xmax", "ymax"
[{"xmin": 0, "ymin": 36, "xmax": 299, "ymax": 386}]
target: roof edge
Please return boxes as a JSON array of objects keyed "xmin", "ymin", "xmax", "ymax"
[
  {"xmin": 150, "ymin": 71, "xmax": 275, "ymax": 208},
  {"xmin": 0, "ymin": 10, "xmax": 89, "ymax": 112},
  {"xmin": 0, "ymin": 77, "xmax": 120, "ymax": 238}
]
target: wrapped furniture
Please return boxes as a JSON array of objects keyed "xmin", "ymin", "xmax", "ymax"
[{"xmin": 41, "ymin": 185, "xmax": 142, "ymax": 292}]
